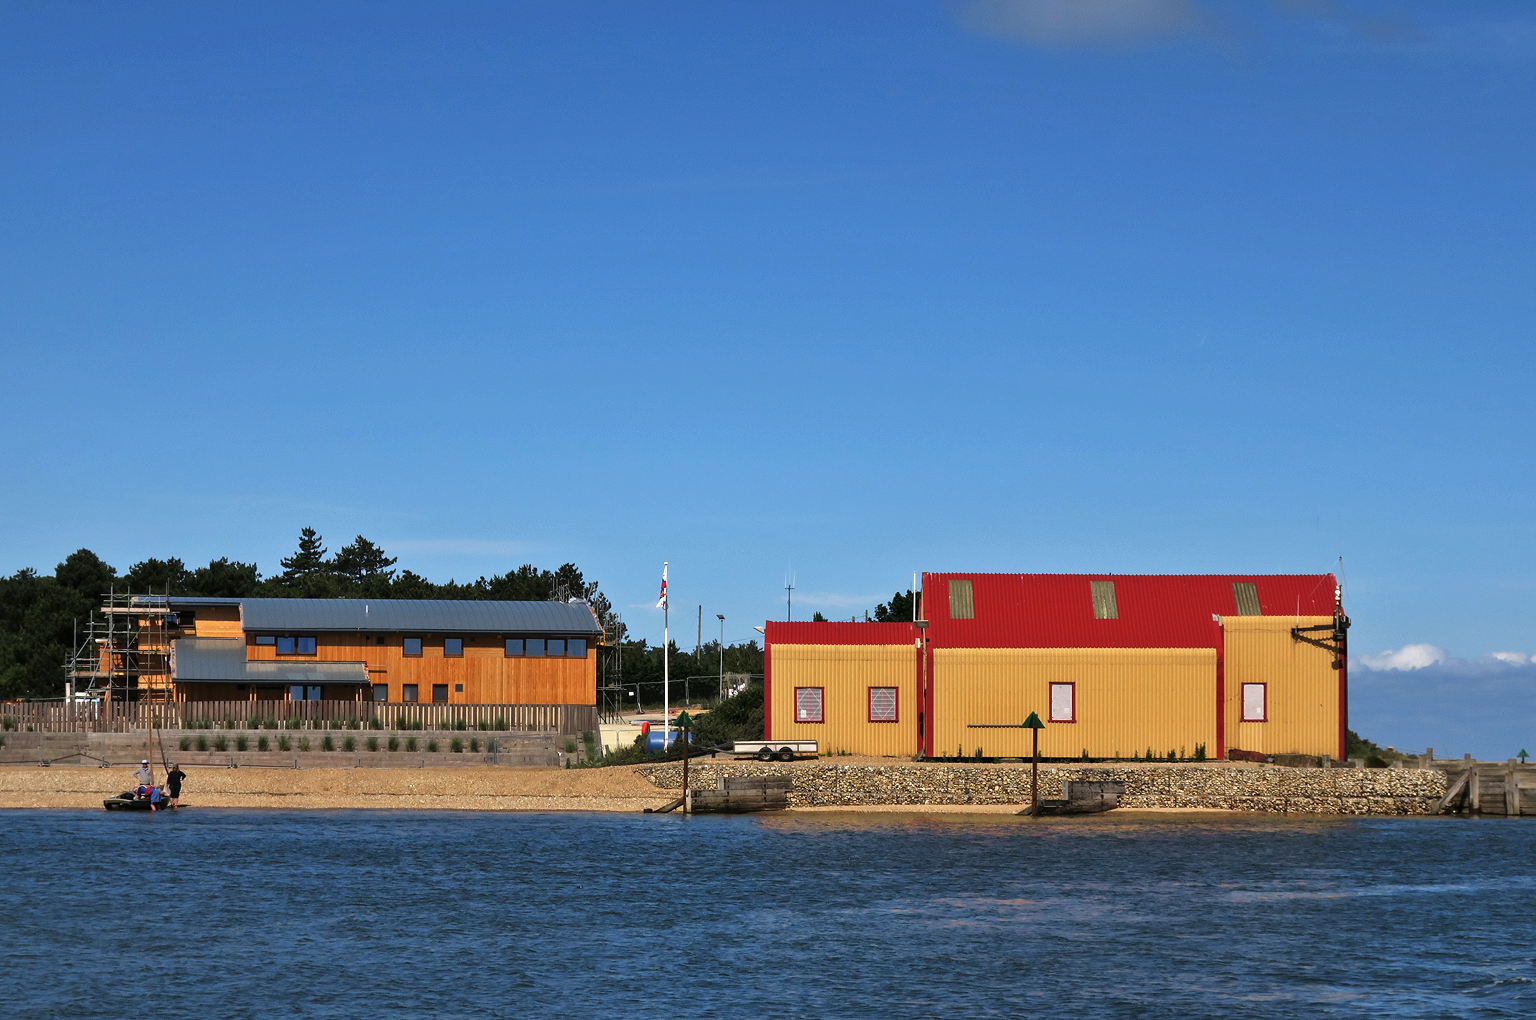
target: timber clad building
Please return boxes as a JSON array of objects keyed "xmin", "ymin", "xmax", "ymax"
[
  {"xmin": 140, "ymin": 597, "xmax": 601, "ymax": 705},
  {"xmin": 764, "ymin": 573, "xmax": 1348, "ymax": 761}
]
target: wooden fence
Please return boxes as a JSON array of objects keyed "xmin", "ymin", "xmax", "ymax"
[{"xmin": 0, "ymin": 701, "xmax": 597, "ymax": 735}]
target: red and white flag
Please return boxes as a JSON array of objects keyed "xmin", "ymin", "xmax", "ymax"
[{"xmin": 656, "ymin": 562, "xmax": 668, "ymax": 609}]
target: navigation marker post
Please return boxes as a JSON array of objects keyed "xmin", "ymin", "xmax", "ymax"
[{"xmin": 1022, "ymin": 712, "xmax": 1045, "ymax": 817}]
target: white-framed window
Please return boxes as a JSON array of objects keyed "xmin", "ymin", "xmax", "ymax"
[
  {"xmin": 1242, "ymin": 683, "xmax": 1267, "ymax": 722},
  {"xmin": 795, "ymin": 687, "xmax": 824, "ymax": 723},
  {"xmin": 1049, "ymin": 682, "xmax": 1076, "ymax": 722},
  {"xmin": 869, "ymin": 687, "xmax": 898, "ymax": 722}
]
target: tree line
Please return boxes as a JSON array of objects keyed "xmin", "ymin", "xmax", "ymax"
[{"xmin": 0, "ymin": 528, "xmax": 762, "ymax": 701}]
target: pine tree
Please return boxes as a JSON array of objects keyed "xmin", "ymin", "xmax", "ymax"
[{"xmin": 279, "ymin": 527, "xmax": 328, "ymax": 583}]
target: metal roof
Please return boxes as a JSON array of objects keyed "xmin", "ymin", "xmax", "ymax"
[
  {"xmin": 172, "ymin": 638, "xmax": 368, "ymax": 684},
  {"xmin": 237, "ymin": 598, "xmax": 602, "ymax": 635},
  {"xmin": 765, "ymin": 621, "xmax": 919, "ymax": 646}
]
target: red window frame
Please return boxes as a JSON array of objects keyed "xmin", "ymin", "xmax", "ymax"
[
  {"xmin": 868, "ymin": 686, "xmax": 899, "ymax": 723},
  {"xmin": 1049, "ymin": 681, "xmax": 1076, "ymax": 723},
  {"xmin": 794, "ymin": 686, "xmax": 824, "ymax": 724},
  {"xmin": 1241, "ymin": 682, "xmax": 1268, "ymax": 722}
]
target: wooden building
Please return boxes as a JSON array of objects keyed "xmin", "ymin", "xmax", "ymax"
[
  {"xmin": 137, "ymin": 596, "xmax": 601, "ymax": 705},
  {"xmin": 764, "ymin": 573, "xmax": 1348, "ymax": 760}
]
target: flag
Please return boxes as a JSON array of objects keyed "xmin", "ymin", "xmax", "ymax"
[{"xmin": 656, "ymin": 562, "xmax": 668, "ymax": 609}]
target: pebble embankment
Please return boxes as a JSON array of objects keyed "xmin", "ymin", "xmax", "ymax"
[{"xmin": 637, "ymin": 759, "xmax": 1449, "ymax": 815}]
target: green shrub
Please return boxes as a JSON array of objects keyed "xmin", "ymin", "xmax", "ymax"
[
  {"xmin": 477, "ymin": 720, "xmax": 490, "ymax": 731},
  {"xmin": 1167, "ymin": 750, "xmax": 1176, "ymax": 761},
  {"xmin": 196, "ymin": 735, "xmax": 208, "ymax": 751},
  {"xmin": 450, "ymin": 738, "xmax": 464, "ymax": 753},
  {"xmin": 428, "ymin": 739, "xmax": 439, "ymax": 753},
  {"xmin": 1081, "ymin": 748, "xmax": 1090, "ymax": 762},
  {"xmin": 223, "ymin": 717, "xmax": 234, "ymax": 729},
  {"xmin": 286, "ymin": 718, "xmax": 301, "ymax": 730},
  {"xmin": 343, "ymin": 736, "xmax": 356, "ymax": 752},
  {"xmin": 299, "ymin": 737, "xmax": 311, "ymax": 752},
  {"xmin": 1194, "ymin": 743, "xmax": 1208, "ymax": 762},
  {"xmin": 388, "ymin": 736, "xmax": 399, "ymax": 752},
  {"xmin": 278, "ymin": 736, "xmax": 291, "ymax": 751},
  {"xmin": 179, "ymin": 736, "xmax": 191, "ymax": 751},
  {"xmin": 347, "ymin": 715, "xmax": 359, "ymax": 730},
  {"xmin": 494, "ymin": 716, "xmax": 505, "ymax": 730},
  {"xmin": 564, "ymin": 738, "xmax": 578, "ymax": 754},
  {"xmin": 258, "ymin": 736, "xmax": 270, "ymax": 751},
  {"xmin": 469, "ymin": 737, "xmax": 480, "ymax": 752},
  {"xmin": 367, "ymin": 737, "xmax": 379, "ymax": 752},
  {"xmin": 322, "ymin": 735, "xmax": 335, "ymax": 752},
  {"xmin": 235, "ymin": 735, "xmax": 249, "ymax": 752},
  {"xmin": 406, "ymin": 737, "xmax": 417, "ymax": 752},
  {"xmin": 454, "ymin": 719, "xmax": 467, "ymax": 731},
  {"xmin": 1147, "ymin": 747, "xmax": 1155, "ymax": 761},
  {"xmin": 690, "ymin": 682, "xmax": 765, "ymax": 747},
  {"xmin": 213, "ymin": 735, "xmax": 227, "ymax": 752},
  {"xmin": 369, "ymin": 716, "xmax": 381, "ymax": 730}
]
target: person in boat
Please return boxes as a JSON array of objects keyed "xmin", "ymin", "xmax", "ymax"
[
  {"xmin": 166, "ymin": 763, "xmax": 186, "ymax": 808},
  {"xmin": 134, "ymin": 759, "xmax": 153, "ymax": 796}
]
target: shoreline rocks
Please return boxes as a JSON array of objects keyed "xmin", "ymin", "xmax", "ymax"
[{"xmin": 636, "ymin": 760, "xmax": 1449, "ymax": 815}]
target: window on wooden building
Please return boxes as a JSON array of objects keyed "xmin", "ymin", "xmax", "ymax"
[
  {"xmin": 402, "ymin": 684, "xmax": 418, "ymax": 702},
  {"xmin": 505, "ymin": 639, "xmax": 524, "ymax": 656},
  {"xmin": 1242, "ymin": 683, "xmax": 1267, "ymax": 722},
  {"xmin": 567, "ymin": 638, "xmax": 587, "ymax": 658},
  {"xmin": 255, "ymin": 635, "xmax": 275, "ymax": 646},
  {"xmin": 432, "ymin": 684, "xmax": 449, "ymax": 703},
  {"xmin": 1050, "ymin": 682, "xmax": 1076, "ymax": 722},
  {"xmin": 547, "ymin": 639, "xmax": 566, "ymax": 656},
  {"xmin": 403, "ymin": 638, "xmax": 422, "ymax": 657},
  {"xmin": 869, "ymin": 687, "xmax": 898, "ymax": 722},
  {"xmin": 795, "ymin": 687, "xmax": 824, "ymax": 723},
  {"xmin": 1233, "ymin": 582, "xmax": 1261, "ymax": 616},
  {"xmin": 372, "ymin": 684, "xmax": 388, "ymax": 702},
  {"xmin": 1090, "ymin": 581, "xmax": 1119, "ymax": 620},
  {"xmin": 454, "ymin": 683, "xmax": 463, "ymax": 692},
  {"xmin": 949, "ymin": 579, "xmax": 974, "ymax": 620},
  {"xmin": 444, "ymin": 638, "xmax": 463, "ymax": 657},
  {"xmin": 525, "ymin": 639, "xmax": 546, "ymax": 657},
  {"xmin": 276, "ymin": 636, "xmax": 316, "ymax": 655}
]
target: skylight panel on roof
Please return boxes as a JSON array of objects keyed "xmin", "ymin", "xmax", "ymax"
[
  {"xmin": 1090, "ymin": 581, "xmax": 1118, "ymax": 620},
  {"xmin": 1232, "ymin": 582, "xmax": 1261, "ymax": 616},
  {"xmin": 949, "ymin": 579, "xmax": 974, "ymax": 620}
]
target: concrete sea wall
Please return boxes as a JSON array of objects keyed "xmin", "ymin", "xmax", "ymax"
[{"xmin": 637, "ymin": 761, "xmax": 1449, "ymax": 815}]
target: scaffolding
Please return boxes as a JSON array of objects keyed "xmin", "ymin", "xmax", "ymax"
[{"xmin": 63, "ymin": 587, "xmax": 178, "ymax": 702}]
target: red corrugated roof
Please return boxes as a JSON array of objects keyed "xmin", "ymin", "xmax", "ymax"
[
  {"xmin": 765, "ymin": 621, "xmax": 918, "ymax": 646},
  {"xmin": 924, "ymin": 573, "xmax": 1337, "ymax": 649}
]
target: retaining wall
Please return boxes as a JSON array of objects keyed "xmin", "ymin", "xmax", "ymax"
[{"xmin": 637, "ymin": 761, "xmax": 1449, "ymax": 815}]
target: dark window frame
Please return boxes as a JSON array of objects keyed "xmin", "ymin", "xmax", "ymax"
[
  {"xmin": 505, "ymin": 638, "xmax": 524, "ymax": 657},
  {"xmin": 255, "ymin": 635, "xmax": 276, "ymax": 646},
  {"xmin": 444, "ymin": 637, "xmax": 463, "ymax": 658},
  {"xmin": 432, "ymin": 684, "xmax": 449, "ymax": 703},
  {"xmin": 276, "ymin": 635, "xmax": 318, "ymax": 656},
  {"xmin": 402, "ymin": 684, "xmax": 418, "ymax": 702},
  {"xmin": 372, "ymin": 684, "xmax": 388, "ymax": 702},
  {"xmin": 403, "ymin": 637, "xmax": 423, "ymax": 657}
]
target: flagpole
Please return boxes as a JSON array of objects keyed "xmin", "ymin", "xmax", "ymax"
[{"xmin": 662, "ymin": 562, "xmax": 670, "ymax": 750}]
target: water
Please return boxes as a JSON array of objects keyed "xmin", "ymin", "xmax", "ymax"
[{"xmin": 4, "ymin": 810, "xmax": 1534, "ymax": 1019}]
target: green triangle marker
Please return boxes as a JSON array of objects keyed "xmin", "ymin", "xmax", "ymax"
[{"xmin": 1022, "ymin": 712, "xmax": 1044, "ymax": 729}]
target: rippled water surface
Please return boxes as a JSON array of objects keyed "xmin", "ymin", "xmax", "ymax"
[{"xmin": 4, "ymin": 809, "xmax": 1534, "ymax": 1019}]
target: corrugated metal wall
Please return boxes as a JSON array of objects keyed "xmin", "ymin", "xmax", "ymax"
[
  {"xmin": 767, "ymin": 644, "xmax": 917, "ymax": 756},
  {"xmin": 1223, "ymin": 616, "xmax": 1340, "ymax": 758},
  {"xmin": 931, "ymin": 648, "xmax": 1217, "ymax": 759}
]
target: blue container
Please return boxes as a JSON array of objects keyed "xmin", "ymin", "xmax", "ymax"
[{"xmin": 645, "ymin": 730, "xmax": 684, "ymax": 752}]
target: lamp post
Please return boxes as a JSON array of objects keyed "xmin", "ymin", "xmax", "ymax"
[
  {"xmin": 1022, "ymin": 711, "xmax": 1045, "ymax": 817},
  {"xmin": 716, "ymin": 614, "xmax": 725, "ymax": 701}
]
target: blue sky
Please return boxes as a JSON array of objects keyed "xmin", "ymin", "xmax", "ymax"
[{"xmin": 2, "ymin": 1, "xmax": 1532, "ymax": 756}]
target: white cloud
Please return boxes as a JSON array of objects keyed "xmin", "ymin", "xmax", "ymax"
[
  {"xmin": 953, "ymin": 0, "xmax": 1221, "ymax": 48},
  {"xmin": 1490, "ymin": 651, "xmax": 1531, "ymax": 665},
  {"xmin": 1355, "ymin": 643, "xmax": 1447, "ymax": 671}
]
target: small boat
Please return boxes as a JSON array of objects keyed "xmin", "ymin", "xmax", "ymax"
[{"xmin": 104, "ymin": 789, "xmax": 172, "ymax": 811}]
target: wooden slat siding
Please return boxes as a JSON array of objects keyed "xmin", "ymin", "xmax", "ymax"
[
  {"xmin": 0, "ymin": 702, "xmax": 597, "ymax": 735},
  {"xmin": 243, "ymin": 632, "xmax": 597, "ymax": 705}
]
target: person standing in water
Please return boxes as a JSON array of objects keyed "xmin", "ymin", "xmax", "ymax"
[{"xmin": 166, "ymin": 763, "xmax": 186, "ymax": 808}]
